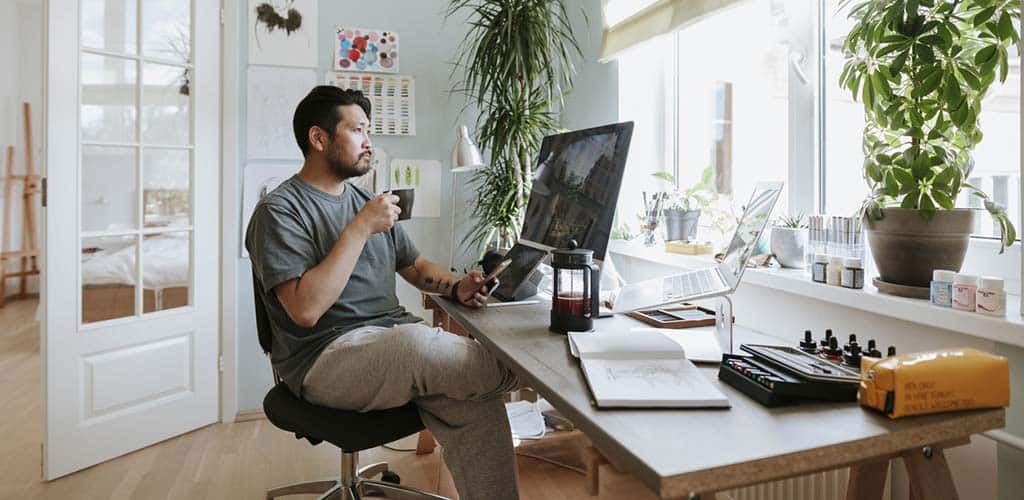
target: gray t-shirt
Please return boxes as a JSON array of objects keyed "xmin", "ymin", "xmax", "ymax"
[{"xmin": 245, "ymin": 175, "xmax": 422, "ymax": 395}]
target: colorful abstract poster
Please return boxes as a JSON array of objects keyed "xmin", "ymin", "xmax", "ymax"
[
  {"xmin": 388, "ymin": 159, "xmax": 441, "ymax": 218},
  {"xmin": 334, "ymin": 27, "xmax": 399, "ymax": 73},
  {"xmin": 248, "ymin": 0, "xmax": 318, "ymax": 68},
  {"xmin": 327, "ymin": 73, "xmax": 416, "ymax": 136}
]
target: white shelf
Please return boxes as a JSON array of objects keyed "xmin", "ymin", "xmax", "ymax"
[{"xmin": 608, "ymin": 239, "xmax": 1024, "ymax": 349}]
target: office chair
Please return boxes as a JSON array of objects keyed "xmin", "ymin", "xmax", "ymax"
[{"xmin": 254, "ymin": 275, "xmax": 448, "ymax": 500}]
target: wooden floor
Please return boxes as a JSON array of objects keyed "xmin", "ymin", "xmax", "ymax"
[{"xmin": 0, "ymin": 298, "xmax": 593, "ymax": 499}]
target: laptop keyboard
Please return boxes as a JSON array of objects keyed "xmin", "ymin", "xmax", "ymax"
[{"xmin": 663, "ymin": 269, "xmax": 720, "ymax": 299}]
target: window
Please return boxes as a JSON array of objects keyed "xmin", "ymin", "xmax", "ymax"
[{"xmin": 617, "ymin": 1, "xmax": 793, "ymax": 246}]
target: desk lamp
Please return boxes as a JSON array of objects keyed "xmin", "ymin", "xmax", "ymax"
[{"xmin": 449, "ymin": 125, "xmax": 485, "ymax": 269}]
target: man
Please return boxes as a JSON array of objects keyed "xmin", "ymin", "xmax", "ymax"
[{"xmin": 246, "ymin": 86, "xmax": 520, "ymax": 499}]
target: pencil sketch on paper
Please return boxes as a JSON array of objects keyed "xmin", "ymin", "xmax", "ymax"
[{"xmin": 246, "ymin": 66, "xmax": 316, "ymax": 159}]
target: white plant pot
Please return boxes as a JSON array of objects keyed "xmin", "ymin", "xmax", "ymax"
[{"xmin": 770, "ymin": 226, "xmax": 807, "ymax": 269}]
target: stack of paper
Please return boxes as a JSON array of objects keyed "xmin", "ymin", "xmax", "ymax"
[
  {"xmin": 568, "ymin": 329, "xmax": 730, "ymax": 408},
  {"xmin": 505, "ymin": 400, "xmax": 546, "ymax": 441}
]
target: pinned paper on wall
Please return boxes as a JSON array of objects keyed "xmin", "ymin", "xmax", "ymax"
[
  {"xmin": 241, "ymin": 162, "xmax": 300, "ymax": 258},
  {"xmin": 334, "ymin": 27, "xmax": 399, "ymax": 73},
  {"xmin": 247, "ymin": 66, "xmax": 316, "ymax": 159},
  {"xmin": 388, "ymin": 159, "xmax": 441, "ymax": 218},
  {"xmin": 327, "ymin": 73, "xmax": 415, "ymax": 136},
  {"xmin": 249, "ymin": 0, "xmax": 318, "ymax": 68}
]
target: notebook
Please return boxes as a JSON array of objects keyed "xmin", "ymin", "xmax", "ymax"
[
  {"xmin": 568, "ymin": 330, "xmax": 730, "ymax": 408},
  {"xmin": 631, "ymin": 327, "xmax": 724, "ymax": 364}
]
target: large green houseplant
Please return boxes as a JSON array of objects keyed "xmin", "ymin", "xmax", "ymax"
[
  {"xmin": 840, "ymin": 0, "xmax": 1020, "ymax": 287},
  {"xmin": 447, "ymin": 0, "xmax": 583, "ymax": 254}
]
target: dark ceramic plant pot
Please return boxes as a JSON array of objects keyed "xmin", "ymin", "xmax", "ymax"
[
  {"xmin": 864, "ymin": 208, "xmax": 974, "ymax": 288},
  {"xmin": 664, "ymin": 209, "xmax": 700, "ymax": 241}
]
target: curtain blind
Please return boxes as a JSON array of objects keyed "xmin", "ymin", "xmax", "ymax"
[{"xmin": 600, "ymin": 0, "xmax": 747, "ymax": 62}]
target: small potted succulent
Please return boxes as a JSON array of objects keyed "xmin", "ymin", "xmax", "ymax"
[
  {"xmin": 652, "ymin": 166, "xmax": 717, "ymax": 242},
  {"xmin": 770, "ymin": 213, "xmax": 808, "ymax": 268}
]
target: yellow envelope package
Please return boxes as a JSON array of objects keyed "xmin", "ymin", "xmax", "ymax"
[{"xmin": 859, "ymin": 348, "xmax": 1009, "ymax": 419}]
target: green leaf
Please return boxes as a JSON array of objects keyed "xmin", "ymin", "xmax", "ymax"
[
  {"xmin": 973, "ymin": 7, "xmax": 997, "ymax": 27},
  {"xmin": 932, "ymin": 190, "xmax": 955, "ymax": 210},
  {"xmin": 862, "ymin": 74, "xmax": 876, "ymax": 109},
  {"xmin": 884, "ymin": 171, "xmax": 900, "ymax": 196},
  {"xmin": 866, "ymin": 160, "xmax": 884, "ymax": 182},
  {"xmin": 997, "ymin": 13, "xmax": 1015, "ymax": 42},
  {"xmin": 911, "ymin": 153, "xmax": 933, "ymax": 180},
  {"xmin": 901, "ymin": 190, "xmax": 920, "ymax": 208},
  {"xmin": 942, "ymin": 76, "xmax": 962, "ymax": 108},
  {"xmin": 974, "ymin": 45, "xmax": 997, "ymax": 65},
  {"xmin": 919, "ymin": 194, "xmax": 936, "ymax": 218},
  {"xmin": 916, "ymin": 70, "xmax": 942, "ymax": 98},
  {"xmin": 893, "ymin": 167, "xmax": 915, "ymax": 187}
]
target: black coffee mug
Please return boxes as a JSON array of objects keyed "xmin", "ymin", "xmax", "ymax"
[{"xmin": 392, "ymin": 189, "xmax": 415, "ymax": 220}]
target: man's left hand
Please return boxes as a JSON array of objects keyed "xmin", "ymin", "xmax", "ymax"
[{"xmin": 456, "ymin": 270, "xmax": 492, "ymax": 308}]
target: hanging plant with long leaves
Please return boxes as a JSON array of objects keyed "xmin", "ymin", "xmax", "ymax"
[
  {"xmin": 840, "ymin": 0, "xmax": 1020, "ymax": 252},
  {"xmin": 447, "ymin": 0, "xmax": 583, "ymax": 253}
]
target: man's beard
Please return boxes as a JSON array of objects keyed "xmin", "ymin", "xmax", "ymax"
[{"xmin": 326, "ymin": 144, "xmax": 371, "ymax": 181}]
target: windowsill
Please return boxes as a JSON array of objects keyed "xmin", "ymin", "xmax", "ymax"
[{"xmin": 608, "ymin": 239, "xmax": 1024, "ymax": 349}]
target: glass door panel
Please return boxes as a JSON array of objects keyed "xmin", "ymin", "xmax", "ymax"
[
  {"xmin": 81, "ymin": 0, "xmax": 137, "ymax": 55},
  {"xmin": 142, "ymin": 62, "xmax": 190, "ymax": 145},
  {"xmin": 142, "ymin": 231, "xmax": 191, "ymax": 312},
  {"xmin": 141, "ymin": 0, "xmax": 191, "ymax": 62},
  {"xmin": 81, "ymin": 53, "xmax": 137, "ymax": 143},
  {"xmin": 81, "ymin": 145, "xmax": 138, "ymax": 232},
  {"xmin": 81, "ymin": 234, "xmax": 138, "ymax": 323},
  {"xmin": 143, "ymin": 148, "xmax": 190, "ymax": 228}
]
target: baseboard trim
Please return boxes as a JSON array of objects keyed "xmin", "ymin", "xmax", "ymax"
[{"xmin": 235, "ymin": 409, "xmax": 266, "ymax": 422}]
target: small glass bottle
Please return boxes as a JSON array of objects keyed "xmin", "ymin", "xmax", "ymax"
[
  {"xmin": 976, "ymin": 277, "xmax": 1006, "ymax": 316},
  {"xmin": 826, "ymin": 256, "xmax": 843, "ymax": 286},
  {"xmin": 811, "ymin": 254, "xmax": 828, "ymax": 283},
  {"xmin": 952, "ymin": 274, "xmax": 978, "ymax": 312},
  {"xmin": 930, "ymin": 269, "xmax": 955, "ymax": 307},
  {"xmin": 841, "ymin": 257, "xmax": 864, "ymax": 289}
]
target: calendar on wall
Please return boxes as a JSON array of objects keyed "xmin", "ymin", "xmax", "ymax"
[{"xmin": 327, "ymin": 73, "xmax": 416, "ymax": 136}]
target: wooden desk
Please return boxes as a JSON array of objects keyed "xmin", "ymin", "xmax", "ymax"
[{"xmin": 424, "ymin": 295, "xmax": 1004, "ymax": 500}]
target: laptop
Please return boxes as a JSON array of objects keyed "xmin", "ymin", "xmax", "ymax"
[{"xmin": 610, "ymin": 181, "xmax": 784, "ymax": 313}]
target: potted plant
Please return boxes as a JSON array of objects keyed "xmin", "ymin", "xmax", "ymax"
[
  {"xmin": 840, "ymin": 0, "xmax": 1019, "ymax": 287},
  {"xmin": 770, "ymin": 213, "xmax": 808, "ymax": 269},
  {"xmin": 652, "ymin": 166, "xmax": 717, "ymax": 242},
  {"xmin": 447, "ymin": 0, "xmax": 583, "ymax": 254}
]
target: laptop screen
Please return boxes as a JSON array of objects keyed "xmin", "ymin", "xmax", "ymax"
[{"xmin": 720, "ymin": 183, "xmax": 783, "ymax": 283}]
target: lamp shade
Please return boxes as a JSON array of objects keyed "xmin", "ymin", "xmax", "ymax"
[{"xmin": 451, "ymin": 125, "xmax": 484, "ymax": 172}]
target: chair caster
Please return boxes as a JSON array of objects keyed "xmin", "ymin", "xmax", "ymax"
[{"xmin": 381, "ymin": 470, "xmax": 401, "ymax": 484}]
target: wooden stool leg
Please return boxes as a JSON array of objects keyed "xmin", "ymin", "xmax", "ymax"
[
  {"xmin": 846, "ymin": 458, "xmax": 889, "ymax": 500},
  {"xmin": 903, "ymin": 446, "xmax": 958, "ymax": 500}
]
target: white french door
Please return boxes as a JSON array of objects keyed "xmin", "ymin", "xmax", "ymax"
[{"xmin": 43, "ymin": 0, "xmax": 219, "ymax": 479}]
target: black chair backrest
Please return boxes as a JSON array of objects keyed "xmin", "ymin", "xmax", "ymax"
[{"xmin": 252, "ymin": 274, "xmax": 274, "ymax": 356}]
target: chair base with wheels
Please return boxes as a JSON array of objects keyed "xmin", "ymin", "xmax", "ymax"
[
  {"xmin": 262, "ymin": 382, "xmax": 449, "ymax": 500},
  {"xmin": 265, "ymin": 448, "xmax": 446, "ymax": 500},
  {"xmin": 254, "ymin": 273, "xmax": 448, "ymax": 500}
]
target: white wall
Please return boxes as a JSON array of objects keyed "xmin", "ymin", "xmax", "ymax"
[{"xmin": 0, "ymin": 0, "xmax": 44, "ymax": 297}]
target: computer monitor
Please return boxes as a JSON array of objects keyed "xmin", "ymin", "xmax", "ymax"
[
  {"xmin": 517, "ymin": 122, "xmax": 634, "ymax": 262},
  {"xmin": 492, "ymin": 122, "xmax": 633, "ymax": 302}
]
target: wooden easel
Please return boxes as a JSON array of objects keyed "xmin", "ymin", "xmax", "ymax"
[{"xmin": 1, "ymin": 102, "xmax": 41, "ymax": 307}]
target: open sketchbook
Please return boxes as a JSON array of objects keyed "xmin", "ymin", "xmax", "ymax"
[{"xmin": 568, "ymin": 330, "xmax": 730, "ymax": 408}]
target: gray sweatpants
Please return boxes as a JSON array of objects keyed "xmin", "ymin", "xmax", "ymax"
[{"xmin": 302, "ymin": 322, "xmax": 521, "ymax": 500}]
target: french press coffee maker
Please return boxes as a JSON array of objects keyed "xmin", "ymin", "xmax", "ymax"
[{"xmin": 550, "ymin": 240, "xmax": 601, "ymax": 333}]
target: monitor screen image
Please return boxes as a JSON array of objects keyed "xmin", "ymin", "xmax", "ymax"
[{"xmin": 518, "ymin": 122, "xmax": 633, "ymax": 261}]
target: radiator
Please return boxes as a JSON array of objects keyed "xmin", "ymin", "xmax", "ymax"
[{"xmin": 720, "ymin": 468, "xmax": 850, "ymax": 500}]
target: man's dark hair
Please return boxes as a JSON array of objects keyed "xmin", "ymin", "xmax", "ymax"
[{"xmin": 292, "ymin": 86, "xmax": 372, "ymax": 157}]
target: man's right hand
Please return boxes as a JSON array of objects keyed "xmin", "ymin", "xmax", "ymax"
[{"xmin": 354, "ymin": 193, "xmax": 401, "ymax": 235}]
